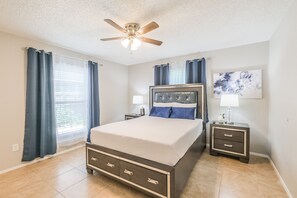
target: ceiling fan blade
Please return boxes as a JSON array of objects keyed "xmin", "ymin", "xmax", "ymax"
[
  {"xmin": 139, "ymin": 22, "xmax": 159, "ymax": 34},
  {"xmin": 100, "ymin": 37, "xmax": 124, "ymax": 41},
  {"xmin": 140, "ymin": 37, "xmax": 163, "ymax": 46},
  {"xmin": 104, "ymin": 19, "xmax": 126, "ymax": 33}
]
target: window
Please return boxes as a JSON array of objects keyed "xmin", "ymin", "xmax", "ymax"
[
  {"xmin": 53, "ymin": 55, "xmax": 89, "ymax": 147},
  {"xmin": 169, "ymin": 61, "xmax": 186, "ymax": 85}
]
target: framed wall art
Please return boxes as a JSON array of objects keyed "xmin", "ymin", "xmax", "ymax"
[{"xmin": 213, "ymin": 69, "xmax": 262, "ymax": 98}]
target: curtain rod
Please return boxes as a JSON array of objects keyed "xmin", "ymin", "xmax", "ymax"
[
  {"xmin": 186, "ymin": 57, "xmax": 211, "ymax": 63},
  {"xmin": 25, "ymin": 47, "xmax": 51, "ymax": 55},
  {"xmin": 24, "ymin": 47, "xmax": 103, "ymax": 67},
  {"xmin": 151, "ymin": 57, "xmax": 211, "ymax": 68}
]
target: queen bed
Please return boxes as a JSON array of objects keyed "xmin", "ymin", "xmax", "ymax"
[{"xmin": 86, "ymin": 84, "xmax": 207, "ymax": 198}]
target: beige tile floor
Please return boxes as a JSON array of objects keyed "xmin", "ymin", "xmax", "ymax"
[{"xmin": 0, "ymin": 147, "xmax": 288, "ymax": 198}]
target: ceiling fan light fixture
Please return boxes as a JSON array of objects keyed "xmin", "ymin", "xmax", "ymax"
[
  {"xmin": 130, "ymin": 38, "xmax": 141, "ymax": 50},
  {"xmin": 121, "ymin": 38, "xmax": 130, "ymax": 48}
]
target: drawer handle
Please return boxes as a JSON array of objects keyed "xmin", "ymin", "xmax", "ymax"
[
  {"xmin": 224, "ymin": 134, "xmax": 233, "ymax": 137},
  {"xmin": 124, "ymin": 169, "xmax": 133, "ymax": 176},
  {"xmin": 147, "ymin": 178, "xmax": 159, "ymax": 185},
  {"xmin": 107, "ymin": 162, "xmax": 115, "ymax": 168},
  {"xmin": 224, "ymin": 144, "xmax": 233, "ymax": 148},
  {"xmin": 91, "ymin": 157, "xmax": 98, "ymax": 161}
]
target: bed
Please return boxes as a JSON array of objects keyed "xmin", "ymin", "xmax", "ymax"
[{"xmin": 86, "ymin": 84, "xmax": 207, "ymax": 198}]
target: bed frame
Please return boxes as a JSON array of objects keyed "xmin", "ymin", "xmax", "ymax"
[{"xmin": 86, "ymin": 84, "xmax": 207, "ymax": 198}]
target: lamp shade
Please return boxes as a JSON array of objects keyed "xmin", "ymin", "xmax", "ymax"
[
  {"xmin": 132, "ymin": 95, "xmax": 143, "ymax": 105},
  {"xmin": 220, "ymin": 94, "xmax": 239, "ymax": 107}
]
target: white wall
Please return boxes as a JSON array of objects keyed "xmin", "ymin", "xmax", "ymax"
[
  {"xmin": 0, "ymin": 31, "xmax": 128, "ymax": 171},
  {"xmin": 100, "ymin": 59, "xmax": 128, "ymax": 125},
  {"xmin": 128, "ymin": 42, "xmax": 269, "ymax": 154},
  {"xmin": 268, "ymin": 0, "xmax": 297, "ymax": 197}
]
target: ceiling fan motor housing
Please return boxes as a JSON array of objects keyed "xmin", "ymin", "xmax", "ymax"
[{"xmin": 125, "ymin": 23, "xmax": 140, "ymax": 36}]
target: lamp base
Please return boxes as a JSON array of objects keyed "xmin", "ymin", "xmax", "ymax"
[
  {"xmin": 225, "ymin": 121, "xmax": 235, "ymax": 125},
  {"xmin": 139, "ymin": 107, "xmax": 145, "ymax": 116},
  {"xmin": 227, "ymin": 107, "xmax": 234, "ymax": 124}
]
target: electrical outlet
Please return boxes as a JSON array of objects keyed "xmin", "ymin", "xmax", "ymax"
[{"xmin": 12, "ymin": 144, "xmax": 19, "ymax": 152}]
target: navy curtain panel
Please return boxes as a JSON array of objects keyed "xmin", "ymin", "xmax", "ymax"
[
  {"xmin": 22, "ymin": 48, "xmax": 57, "ymax": 161},
  {"xmin": 154, "ymin": 64, "xmax": 169, "ymax": 85},
  {"xmin": 87, "ymin": 61, "xmax": 100, "ymax": 142},
  {"xmin": 185, "ymin": 58, "xmax": 209, "ymax": 122}
]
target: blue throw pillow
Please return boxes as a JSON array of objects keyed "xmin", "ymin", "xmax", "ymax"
[
  {"xmin": 149, "ymin": 107, "xmax": 171, "ymax": 118},
  {"xmin": 170, "ymin": 107, "xmax": 196, "ymax": 120}
]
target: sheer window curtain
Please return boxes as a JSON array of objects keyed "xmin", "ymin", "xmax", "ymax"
[
  {"xmin": 169, "ymin": 61, "xmax": 186, "ymax": 85},
  {"xmin": 53, "ymin": 55, "xmax": 89, "ymax": 147}
]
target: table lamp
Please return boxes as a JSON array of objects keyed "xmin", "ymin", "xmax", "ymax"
[
  {"xmin": 220, "ymin": 94, "xmax": 239, "ymax": 124},
  {"xmin": 133, "ymin": 95, "xmax": 144, "ymax": 115}
]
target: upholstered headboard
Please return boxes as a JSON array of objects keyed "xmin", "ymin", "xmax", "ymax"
[
  {"xmin": 149, "ymin": 84, "xmax": 206, "ymax": 120},
  {"xmin": 154, "ymin": 92, "xmax": 197, "ymax": 104}
]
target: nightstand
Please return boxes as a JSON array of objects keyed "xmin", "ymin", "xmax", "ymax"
[
  {"xmin": 210, "ymin": 121, "xmax": 250, "ymax": 163},
  {"xmin": 125, "ymin": 114, "xmax": 142, "ymax": 120}
]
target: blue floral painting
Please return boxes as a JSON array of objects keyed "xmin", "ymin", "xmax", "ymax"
[{"xmin": 213, "ymin": 69, "xmax": 262, "ymax": 98}]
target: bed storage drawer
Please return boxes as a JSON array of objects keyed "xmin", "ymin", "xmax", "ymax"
[
  {"xmin": 120, "ymin": 161, "xmax": 167, "ymax": 196},
  {"xmin": 88, "ymin": 150, "xmax": 102, "ymax": 167},
  {"xmin": 88, "ymin": 150, "xmax": 120, "ymax": 176},
  {"xmin": 98, "ymin": 154, "xmax": 120, "ymax": 176}
]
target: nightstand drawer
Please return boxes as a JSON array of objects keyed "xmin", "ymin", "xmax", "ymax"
[
  {"xmin": 214, "ymin": 139, "xmax": 244, "ymax": 154},
  {"xmin": 214, "ymin": 128, "xmax": 244, "ymax": 142}
]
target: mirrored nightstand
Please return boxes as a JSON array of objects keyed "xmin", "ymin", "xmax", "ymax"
[
  {"xmin": 125, "ymin": 114, "xmax": 143, "ymax": 120},
  {"xmin": 210, "ymin": 121, "xmax": 250, "ymax": 163}
]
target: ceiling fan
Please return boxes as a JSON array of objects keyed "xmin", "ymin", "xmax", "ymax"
[{"xmin": 100, "ymin": 19, "xmax": 163, "ymax": 51}]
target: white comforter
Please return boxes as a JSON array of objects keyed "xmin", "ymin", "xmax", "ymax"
[{"xmin": 91, "ymin": 116, "xmax": 203, "ymax": 166}]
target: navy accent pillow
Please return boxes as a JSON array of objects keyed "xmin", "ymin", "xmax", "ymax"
[
  {"xmin": 149, "ymin": 107, "xmax": 171, "ymax": 118},
  {"xmin": 170, "ymin": 107, "xmax": 196, "ymax": 120}
]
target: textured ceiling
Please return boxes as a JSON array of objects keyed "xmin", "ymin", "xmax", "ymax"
[{"xmin": 0, "ymin": 0, "xmax": 293, "ymax": 65}]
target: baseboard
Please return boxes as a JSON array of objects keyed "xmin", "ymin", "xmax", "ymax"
[
  {"xmin": 268, "ymin": 157, "xmax": 293, "ymax": 198},
  {"xmin": 250, "ymin": 152, "xmax": 293, "ymax": 198},
  {"xmin": 0, "ymin": 144, "xmax": 84, "ymax": 174},
  {"xmin": 250, "ymin": 151, "xmax": 270, "ymax": 158}
]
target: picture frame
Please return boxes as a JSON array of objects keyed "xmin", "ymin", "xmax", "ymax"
[{"xmin": 213, "ymin": 69, "xmax": 262, "ymax": 98}]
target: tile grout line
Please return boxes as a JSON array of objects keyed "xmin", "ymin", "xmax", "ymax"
[
  {"xmin": 217, "ymin": 173, "xmax": 222, "ymax": 198},
  {"xmin": 0, "ymin": 144, "xmax": 85, "ymax": 174},
  {"xmin": 206, "ymin": 147, "xmax": 291, "ymax": 198},
  {"xmin": 40, "ymin": 159, "xmax": 88, "ymax": 193},
  {"xmin": 1, "ymin": 147, "xmax": 291, "ymax": 198},
  {"xmin": 58, "ymin": 176, "xmax": 89, "ymax": 195},
  {"xmin": 57, "ymin": 192, "xmax": 65, "ymax": 198},
  {"xmin": 250, "ymin": 152, "xmax": 293, "ymax": 198}
]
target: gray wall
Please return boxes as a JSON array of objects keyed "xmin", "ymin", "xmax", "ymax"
[
  {"xmin": 128, "ymin": 42, "xmax": 269, "ymax": 154},
  {"xmin": 269, "ymin": 0, "xmax": 297, "ymax": 196}
]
